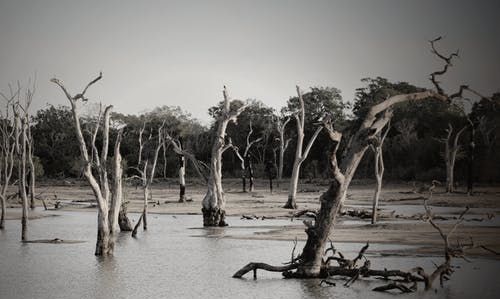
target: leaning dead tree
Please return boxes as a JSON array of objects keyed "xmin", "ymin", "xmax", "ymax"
[
  {"xmin": 369, "ymin": 121, "xmax": 390, "ymax": 224},
  {"xmin": 234, "ymin": 89, "xmax": 447, "ymax": 278},
  {"xmin": 51, "ymin": 73, "xmax": 125, "ymax": 255},
  {"xmin": 202, "ymin": 86, "xmax": 247, "ymax": 226},
  {"xmin": 134, "ymin": 120, "xmax": 164, "ymax": 231},
  {"xmin": 165, "ymin": 133, "xmax": 209, "ymax": 202},
  {"xmin": 441, "ymin": 123, "xmax": 466, "ymax": 193},
  {"xmin": 234, "ymin": 37, "xmax": 469, "ymax": 279},
  {"xmin": 284, "ymin": 86, "xmax": 323, "ymax": 209},
  {"xmin": 231, "ymin": 120, "xmax": 262, "ymax": 192},
  {"xmin": 275, "ymin": 116, "xmax": 291, "ymax": 183},
  {"xmin": 0, "ymin": 87, "xmax": 18, "ymax": 229}
]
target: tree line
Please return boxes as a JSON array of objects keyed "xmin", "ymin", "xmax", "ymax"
[{"xmin": 26, "ymin": 79, "xmax": 499, "ymax": 186}]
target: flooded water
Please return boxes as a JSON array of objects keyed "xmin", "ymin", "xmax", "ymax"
[{"xmin": 1, "ymin": 210, "xmax": 499, "ymax": 299}]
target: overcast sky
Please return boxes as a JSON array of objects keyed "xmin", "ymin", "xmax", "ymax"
[{"xmin": 1, "ymin": 0, "xmax": 499, "ymax": 124}]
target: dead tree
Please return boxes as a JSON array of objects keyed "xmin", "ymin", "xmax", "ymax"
[
  {"xmin": 51, "ymin": 73, "xmax": 125, "ymax": 256},
  {"xmin": 137, "ymin": 121, "xmax": 147, "ymax": 165},
  {"xmin": 178, "ymin": 152, "xmax": 186, "ymax": 201},
  {"xmin": 165, "ymin": 133, "xmax": 209, "ymax": 202},
  {"xmin": 12, "ymin": 84, "xmax": 32, "ymax": 241},
  {"xmin": 118, "ymin": 202, "xmax": 133, "ymax": 231},
  {"xmin": 441, "ymin": 123, "xmax": 466, "ymax": 193},
  {"xmin": 202, "ymin": 86, "xmax": 247, "ymax": 226},
  {"xmin": 428, "ymin": 36, "xmax": 490, "ymax": 194},
  {"xmin": 284, "ymin": 86, "xmax": 323, "ymax": 209},
  {"xmin": 19, "ymin": 84, "xmax": 36, "ymax": 210},
  {"xmin": 369, "ymin": 121, "xmax": 390, "ymax": 224},
  {"xmin": 134, "ymin": 121, "xmax": 164, "ymax": 230},
  {"xmin": 234, "ymin": 89, "xmax": 447, "ymax": 278},
  {"xmin": 162, "ymin": 138, "xmax": 169, "ymax": 180},
  {"xmin": 232, "ymin": 120, "xmax": 262, "ymax": 192},
  {"xmin": 416, "ymin": 198, "xmax": 470, "ymax": 290},
  {"xmin": 466, "ymin": 117, "xmax": 475, "ymax": 196},
  {"xmin": 27, "ymin": 118, "xmax": 36, "ymax": 209},
  {"xmin": 0, "ymin": 87, "xmax": 18, "ymax": 229},
  {"xmin": 233, "ymin": 37, "xmax": 484, "ymax": 280},
  {"xmin": 275, "ymin": 116, "xmax": 291, "ymax": 184},
  {"xmin": 167, "ymin": 138, "xmax": 188, "ymax": 202}
]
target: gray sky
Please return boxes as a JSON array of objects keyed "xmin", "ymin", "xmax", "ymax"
[{"xmin": 1, "ymin": 0, "xmax": 499, "ymax": 124}]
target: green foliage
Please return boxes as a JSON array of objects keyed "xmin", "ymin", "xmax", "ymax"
[
  {"xmin": 469, "ymin": 94, "xmax": 500, "ymax": 182},
  {"xmin": 350, "ymin": 77, "xmax": 471, "ymax": 181},
  {"xmin": 282, "ymin": 86, "xmax": 348, "ymax": 176},
  {"xmin": 23, "ymin": 85, "xmax": 499, "ymax": 183},
  {"xmin": 32, "ymin": 156, "xmax": 45, "ymax": 178},
  {"xmin": 284, "ymin": 86, "xmax": 347, "ymax": 128},
  {"xmin": 31, "ymin": 105, "xmax": 80, "ymax": 178},
  {"xmin": 209, "ymin": 99, "xmax": 276, "ymax": 171}
]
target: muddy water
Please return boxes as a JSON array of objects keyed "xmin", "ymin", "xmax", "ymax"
[{"xmin": 1, "ymin": 210, "xmax": 499, "ymax": 299}]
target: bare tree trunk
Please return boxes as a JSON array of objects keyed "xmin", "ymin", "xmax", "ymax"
[
  {"xmin": 296, "ymin": 89, "xmax": 444, "ymax": 277},
  {"xmin": 135, "ymin": 121, "xmax": 164, "ymax": 232},
  {"xmin": 138, "ymin": 122, "xmax": 146, "ymax": 166},
  {"xmin": 162, "ymin": 140, "xmax": 168, "ymax": 180},
  {"xmin": 28, "ymin": 159, "xmax": 35, "ymax": 209},
  {"xmin": 285, "ymin": 164, "xmax": 300, "ymax": 209},
  {"xmin": 276, "ymin": 117, "xmax": 291, "ymax": 184},
  {"xmin": 371, "ymin": 123, "xmax": 390, "ymax": 224},
  {"xmin": 202, "ymin": 86, "xmax": 247, "ymax": 226},
  {"xmin": 445, "ymin": 160, "xmax": 454, "ymax": 193},
  {"xmin": 0, "ymin": 91, "xmax": 17, "ymax": 229},
  {"xmin": 0, "ymin": 195, "xmax": 5, "ymax": 229},
  {"xmin": 20, "ymin": 125, "xmax": 29, "ymax": 241},
  {"xmin": 165, "ymin": 134, "xmax": 209, "ymax": 201},
  {"xmin": 232, "ymin": 121, "xmax": 262, "ymax": 193},
  {"xmin": 12, "ymin": 94, "xmax": 31, "ymax": 241},
  {"xmin": 246, "ymin": 155, "xmax": 255, "ymax": 192},
  {"xmin": 95, "ymin": 209, "xmax": 111, "ymax": 256},
  {"xmin": 466, "ymin": 118, "xmax": 475, "ymax": 196},
  {"xmin": 294, "ymin": 121, "xmax": 346, "ymax": 277},
  {"xmin": 443, "ymin": 124, "xmax": 466, "ymax": 193},
  {"xmin": 285, "ymin": 86, "xmax": 323, "ymax": 209},
  {"xmin": 371, "ymin": 152, "xmax": 383, "ymax": 224},
  {"xmin": 118, "ymin": 203, "xmax": 133, "ymax": 231},
  {"xmin": 179, "ymin": 155, "xmax": 186, "ymax": 202},
  {"xmin": 108, "ymin": 132, "xmax": 124, "ymax": 243},
  {"xmin": 132, "ymin": 213, "xmax": 143, "ymax": 237},
  {"xmin": 233, "ymin": 150, "xmax": 247, "ymax": 192},
  {"xmin": 27, "ymin": 125, "xmax": 36, "ymax": 209},
  {"xmin": 143, "ymin": 186, "xmax": 148, "ymax": 230}
]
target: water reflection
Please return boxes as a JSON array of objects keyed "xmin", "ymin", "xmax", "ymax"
[{"xmin": 94, "ymin": 257, "xmax": 119, "ymax": 298}]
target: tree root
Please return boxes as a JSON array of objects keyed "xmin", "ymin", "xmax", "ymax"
[
  {"xmin": 131, "ymin": 213, "xmax": 143, "ymax": 237},
  {"xmin": 373, "ymin": 282, "xmax": 417, "ymax": 293},
  {"xmin": 232, "ymin": 263, "xmax": 299, "ymax": 279}
]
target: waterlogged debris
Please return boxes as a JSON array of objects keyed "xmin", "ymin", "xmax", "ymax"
[{"xmin": 23, "ymin": 238, "xmax": 85, "ymax": 244}]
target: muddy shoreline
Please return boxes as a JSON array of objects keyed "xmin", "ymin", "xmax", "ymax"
[{"xmin": 4, "ymin": 179, "xmax": 500, "ymax": 258}]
